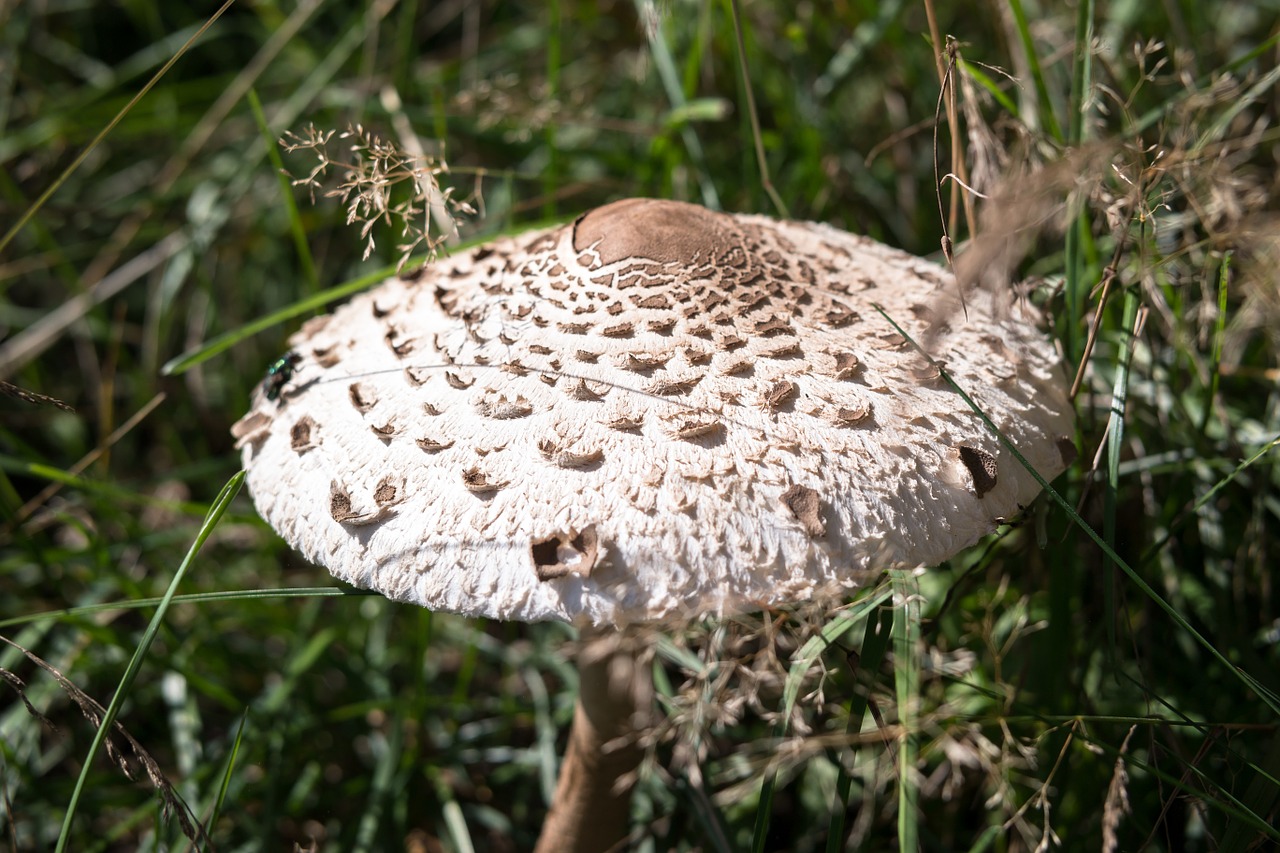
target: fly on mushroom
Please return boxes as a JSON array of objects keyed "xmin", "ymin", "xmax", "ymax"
[{"xmin": 262, "ymin": 352, "xmax": 302, "ymax": 403}]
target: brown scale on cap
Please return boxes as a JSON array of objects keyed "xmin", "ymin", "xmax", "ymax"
[
  {"xmin": 370, "ymin": 419, "xmax": 398, "ymax": 441},
  {"xmin": 957, "ymin": 446, "xmax": 1000, "ymax": 498},
  {"xmin": 531, "ymin": 528, "xmax": 600, "ymax": 581},
  {"xmin": 833, "ymin": 404, "xmax": 873, "ymax": 427},
  {"xmin": 762, "ymin": 380, "xmax": 798, "ymax": 412},
  {"xmin": 416, "ymin": 436, "xmax": 453, "ymax": 452},
  {"xmin": 373, "ymin": 476, "xmax": 405, "ymax": 508},
  {"xmin": 461, "ymin": 467, "xmax": 507, "ymax": 493},
  {"xmin": 476, "ymin": 393, "xmax": 534, "ymax": 420},
  {"xmin": 289, "ymin": 415, "xmax": 319, "ymax": 453},
  {"xmin": 831, "ymin": 352, "xmax": 861, "ymax": 379},
  {"xmin": 233, "ymin": 197, "xmax": 1075, "ymax": 626},
  {"xmin": 444, "ymin": 371, "xmax": 474, "ymax": 389},
  {"xmin": 780, "ymin": 484, "xmax": 826, "ymax": 538},
  {"xmin": 348, "ymin": 383, "xmax": 377, "ymax": 412},
  {"xmin": 538, "ymin": 437, "xmax": 605, "ymax": 469}
]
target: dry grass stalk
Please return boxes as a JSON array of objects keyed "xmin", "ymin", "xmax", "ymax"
[
  {"xmin": 282, "ymin": 123, "xmax": 475, "ymax": 270},
  {"xmin": 0, "ymin": 637, "xmax": 208, "ymax": 848}
]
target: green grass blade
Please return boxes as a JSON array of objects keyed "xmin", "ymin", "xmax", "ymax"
[
  {"xmin": 752, "ymin": 586, "xmax": 893, "ymax": 853},
  {"xmin": 55, "ymin": 470, "xmax": 244, "ymax": 853},
  {"xmin": 678, "ymin": 774, "xmax": 733, "ymax": 853},
  {"xmin": 957, "ymin": 58, "xmax": 1019, "ymax": 118},
  {"xmin": 186, "ymin": 709, "xmax": 249, "ymax": 853},
  {"xmin": 635, "ymin": 0, "xmax": 721, "ymax": 209},
  {"xmin": 1061, "ymin": 0, "xmax": 1095, "ymax": 366},
  {"xmin": 784, "ymin": 588, "xmax": 895, "ymax": 723},
  {"xmin": 0, "ymin": 454, "xmax": 212, "ymax": 517},
  {"xmin": 353, "ymin": 725, "xmax": 405, "ymax": 853},
  {"xmin": 160, "ymin": 218, "xmax": 554, "ymax": 377},
  {"xmin": 522, "ymin": 663, "xmax": 559, "ymax": 806},
  {"xmin": 0, "ymin": 587, "xmax": 372, "ymax": 631},
  {"xmin": 891, "ymin": 570, "xmax": 920, "ymax": 853},
  {"xmin": 1066, "ymin": 0, "xmax": 1094, "ymax": 146},
  {"xmin": 966, "ymin": 824, "xmax": 1003, "ymax": 853},
  {"xmin": 1129, "ymin": 31, "xmax": 1280, "ymax": 136},
  {"xmin": 1220, "ymin": 729, "xmax": 1280, "ymax": 848},
  {"xmin": 441, "ymin": 797, "xmax": 477, "ymax": 853},
  {"xmin": 726, "ymin": 0, "xmax": 787, "ymax": 218},
  {"xmin": 246, "ymin": 88, "xmax": 318, "ymax": 297},
  {"xmin": 1062, "ymin": 211, "xmax": 1090, "ymax": 365},
  {"xmin": 1103, "ymin": 288, "xmax": 1141, "ymax": 662},
  {"xmin": 1199, "ymin": 251, "xmax": 1231, "ymax": 435},
  {"xmin": 159, "ymin": 267, "xmax": 393, "ymax": 375},
  {"xmin": 0, "ymin": 2, "xmax": 235, "ymax": 256},
  {"xmin": 1140, "ymin": 432, "xmax": 1280, "ymax": 567},
  {"xmin": 825, "ymin": 603, "xmax": 894, "ymax": 853},
  {"xmin": 1191, "ymin": 62, "xmax": 1280, "ymax": 156},
  {"xmin": 543, "ymin": 0, "xmax": 561, "ymax": 220},
  {"xmin": 1004, "ymin": 0, "xmax": 1064, "ymax": 141}
]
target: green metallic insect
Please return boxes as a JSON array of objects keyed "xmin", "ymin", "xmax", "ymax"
[{"xmin": 262, "ymin": 352, "xmax": 302, "ymax": 402}]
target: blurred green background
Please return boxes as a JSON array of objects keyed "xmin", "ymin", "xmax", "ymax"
[{"xmin": 2, "ymin": 1, "xmax": 1278, "ymax": 850}]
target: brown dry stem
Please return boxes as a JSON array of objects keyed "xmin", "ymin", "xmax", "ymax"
[{"xmin": 535, "ymin": 630, "xmax": 649, "ymax": 853}]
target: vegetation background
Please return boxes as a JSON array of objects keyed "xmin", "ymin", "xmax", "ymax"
[{"xmin": 2, "ymin": 0, "xmax": 1278, "ymax": 850}]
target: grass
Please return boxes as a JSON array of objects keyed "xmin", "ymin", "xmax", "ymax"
[{"xmin": 3, "ymin": 1, "xmax": 1279, "ymax": 851}]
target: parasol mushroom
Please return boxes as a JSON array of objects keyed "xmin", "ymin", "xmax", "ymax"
[{"xmin": 231, "ymin": 198, "xmax": 1075, "ymax": 851}]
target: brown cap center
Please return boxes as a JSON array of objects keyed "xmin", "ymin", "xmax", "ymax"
[{"xmin": 572, "ymin": 198, "xmax": 740, "ymax": 266}]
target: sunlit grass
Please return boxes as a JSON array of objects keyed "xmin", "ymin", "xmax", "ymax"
[{"xmin": 2, "ymin": 2, "xmax": 1278, "ymax": 851}]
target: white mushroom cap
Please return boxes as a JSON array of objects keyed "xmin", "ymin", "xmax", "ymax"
[{"xmin": 231, "ymin": 199, "xmax": 1075, "ymax": 626}]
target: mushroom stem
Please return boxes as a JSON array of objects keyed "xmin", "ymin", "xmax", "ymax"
[{"xmin": 535, "ymin": 629, "xmax": 647, "ymax": 853}]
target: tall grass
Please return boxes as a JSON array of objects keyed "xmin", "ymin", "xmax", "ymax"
[{"xmin": 2, "ymin": 2, "xmax": 1278, "ymax": 850}]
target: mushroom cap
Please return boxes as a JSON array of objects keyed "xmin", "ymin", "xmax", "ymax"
[{"xmin": 232, "ymin": 199, "xmax": 1075, "ymax": 626}]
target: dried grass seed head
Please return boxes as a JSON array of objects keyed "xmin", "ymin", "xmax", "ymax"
[{"xmin": 232, "ymin": 198, "xmax": 1074, "ymax": 626}]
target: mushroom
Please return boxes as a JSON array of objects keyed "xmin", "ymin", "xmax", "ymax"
[{"xmin": 231, "ymin": 198, "xmax": 1075, "ymax": 851}]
